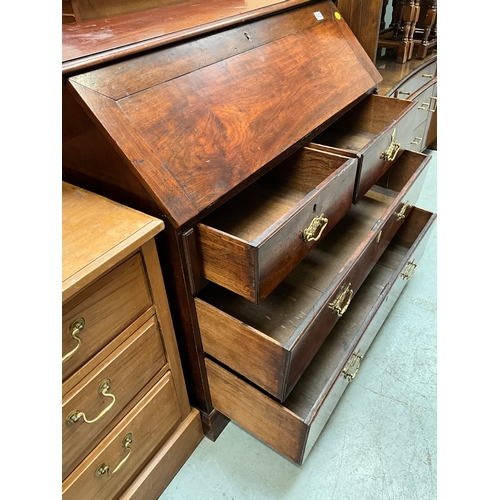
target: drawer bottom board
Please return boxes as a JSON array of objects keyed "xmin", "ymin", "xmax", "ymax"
[{"xmin": 206, "ymin": 207, "xmax": 436, "ymax": 465}]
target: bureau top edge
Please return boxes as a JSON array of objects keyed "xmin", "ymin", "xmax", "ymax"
[{"xmin": 62, "ymin": 0, "xmax": 317, "ymax": 75}]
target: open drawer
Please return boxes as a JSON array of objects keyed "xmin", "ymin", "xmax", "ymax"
[
  {"xmin": 206, "ymin": 206, "xmax": 437, "ymax": 465},
  {"xmin": 310, "ymin": 94, "xmax": 418, "ymax": 203},
  {"xmin": 197, "ymin": 150, "xmax": 430, "ymax": 402},
  {"xmin": 197, "ymin": 147, "xmax": 357, "ymax": 303}
]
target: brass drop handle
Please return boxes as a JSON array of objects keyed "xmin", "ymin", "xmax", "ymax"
[
  {"xmin": 394, "ymin": 201, "xmax": 411, "ymax": 221},
  {"xmin": 398, "ymin": 91, "xmax": 411, "ymax": 96},
  {"xmin": 94, "ymin": 433, "xmax": 133, "ymax": 477},
  {"xmin": 410, "ymin": 137, "xmax": 422, "ymax": 145},
  {"xmin": 401, "ymin": 260, "xmax": 417, "ymax": 280},
  {"xmin": 380, "ymin": 129, "xmax": 400, "ymax": 161},
  {"xmin": 418, "ymin": 102, "xmax": 430, "ymax": 110},
  {"xmin": 342, "ymin": 350, "xmax": 363, "ymax": 382},
  {"xmin": 302, "ymin": 213, "xmax": 328, "ymax": 242},
  {"xmin": 66, "ymin": 379, "xmax": 116, "ymax": 426},
  {"xmin": 429, "ymin": 96, "xmax": 437, "ymax": 113},
  {"xmin": 62, "ymin": 318, "xmax": 85, "ymax": 363},
  {"xmin": 328, "ymin": 283, "xmax": 353, "ymax": 317},
  {"xmin": 421, "ymin": 73, "xmax": 433, "ymax": 78}
]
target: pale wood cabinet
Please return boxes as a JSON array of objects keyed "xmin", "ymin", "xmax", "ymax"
[{"xmin": 62, "ymin": 182, "xmax": 203, "ymax": 499}]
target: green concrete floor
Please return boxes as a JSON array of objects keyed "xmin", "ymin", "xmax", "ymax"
[{"xmin": 160, "ymin": 150, "xmax": 437, "ymax": 500}]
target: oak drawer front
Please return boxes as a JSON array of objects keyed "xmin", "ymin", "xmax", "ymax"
[
  {"xmin": 310, "ymin": 94, "xmax": 418, "ymax": 203},
  {"xmin": 394, "ymin": 61, "xmax": 437, "ymax": 99},
  {"xmin": 62, "ymin": 316, "xmax": 167, "ymax": 480},
  {"xmin": 62, "ymin": 253, "xmax": 152, "ymax": 381},
  {"xmin": 197, "ymin": 147, "xmax": 358, "ymax": 304},
  {"xmin": 62, "ymin": 372, "xmax": 182, "ymax": 500},
  {"xmin": 197, "ymin": 150, "xmax": 430, "ymax": 402},
  {"xmin": 206, "ymin": 207, "xmax": 436, "ymax": 465}
]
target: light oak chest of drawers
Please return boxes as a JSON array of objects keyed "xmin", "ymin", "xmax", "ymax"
[{"xmin": 62, "ymin": 182, "xmax": 203, "ymax": 499}]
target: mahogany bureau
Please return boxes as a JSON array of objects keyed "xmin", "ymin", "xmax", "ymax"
[
  {"xmin": 376, "ymin": 52, "xmax": 437, "ymax": 151},
  {"xmin": 62, "ymin": 0, "xmax": 437, "ymax": 465},
  {"xmin": 62, "ymin": 182, "xmax": 203, "ymax": 499}
]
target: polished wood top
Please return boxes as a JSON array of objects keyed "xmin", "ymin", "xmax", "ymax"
[
  {"xmin": 62, "ymin": 0, "xmax": 304, "ymax": 74},
  {"xmin": 375, "ymin": 52, "xmax": 437, "ymax": 96},
  {"xmin": 62, "ymin": 182, "xmax": 164, "ymax": 302}
]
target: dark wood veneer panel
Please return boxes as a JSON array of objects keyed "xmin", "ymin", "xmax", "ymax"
[{"xmin": 68, "ymin": 1, "xmax": 380, "ymax": 228}]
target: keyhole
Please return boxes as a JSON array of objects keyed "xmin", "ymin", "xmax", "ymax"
[
  {"xmin": 243, "ymin": 31, "xmax": 251, "ymax": 41},
  {"xmin": 313, "ymin": 204, "xmax": 317, "ymax": 213}
]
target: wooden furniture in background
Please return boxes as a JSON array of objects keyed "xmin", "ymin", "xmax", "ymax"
[
  {"xmin": 413, "ymin": 0, "xmax": 437, "ymax": 59},
  {"xmin": 335, "ymin": 0, "xmax": 384, "ymax": 62},
  {"xmin": 62, "ymin": 0, "xmax": 437, "ymax": 465},
  {"xmin": 377, "ymin": 0, "xmax": 436, "ymax": 63},
  {"xmin": 376, "ymin": 52, "xmax": 437, "ymax": 151},
  {"xmin": 62, "ymin": 182, "xmax": 203, "ymax": 499},
  {"xmin": 378, "ymin": 0, "xmax": 420, "ymax": 63}
]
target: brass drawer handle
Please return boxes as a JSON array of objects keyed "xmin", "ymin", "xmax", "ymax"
[
  {"xmin": 62, "ymin": 318, "xmax": 85, "ymax": 364},
  {"xmin": 380, "ymin": 129, "xmax": 400, "ymax": 162},
  {"xmin": 303, "ymin": 213, "xmax": 328, "ymax": 242},
  {"xmin": 342, "ymin": 350, "xmax": 363, "ymax": 382},
  {"xmin": 429, "ymin": 96, "xmax": 437, "ymax": 113},
  {"xmin": 398, "ymin": 91, "xmax": 411, "ymax": 95},
  {"xmin": 395, "ymin": 201, "xmax": 411, "ymax": 221},
  {"xmin": 410, "ymin": 137, "xmax": 422, "ymax": 145},
  {"xmin": 94, "ymin": 433, "xmax": 133, "ymax": 477},
  {"xmin": 66, "ymin": 379, "xmax": 116, "ymax": 426},
  {"xmin": 418, "ymin": 102, "xmax": 430, "ymax": 110},
  {"xmin": 422, "ymin": 73, "xmax": 433, "ymax": 78},
  {"xmin": 401, "ymin": 260, "xmax": 417, "ymax": 280},
  {"xmin": 328, "ymin": 283, "xmax": 353, "ymax": 317}
]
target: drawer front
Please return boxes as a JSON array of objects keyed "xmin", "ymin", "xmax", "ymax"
[
  {"xmin": 207, "ymin": 208, "xmax": 436, "ymax": 465},
  {"xmin": 394, "ymin": 61, "xmax": 437, "ymax": 99},
  {"xmin": 62, "ymin": 372, "xmax": 182, "ymax": 500},
  {"xmin": 62, "ymin": 316, "xmax": 167, "ymax": 480},
  {"xmin": 62, "ymin": 254, "xmax": 152, "ymax": 381},
  {"xmin": 351, "ymin": 115, "xmax": 418, "ymax": 203},
  {"xmin": 310, "ymin": 94, "xmax": 419, "ymax": 203},
  {"xmin": 206, "ymin": 358, "xmax": 309, "ymax": 465},
  {"xmin": 197, "ymin": 148, "xmax": 358, "ymax": 304},
  {"xmin": 412, "ymin": 82, "xmax": 436, "ymax": 129},
  {"xmin": 257, "ymin": 153, "xmax": 357, "ymax": 303}
]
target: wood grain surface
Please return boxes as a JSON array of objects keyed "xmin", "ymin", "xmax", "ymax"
[{"xmin": 62, "ymin": 182, "xmax": 163, "ymax": 302}]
